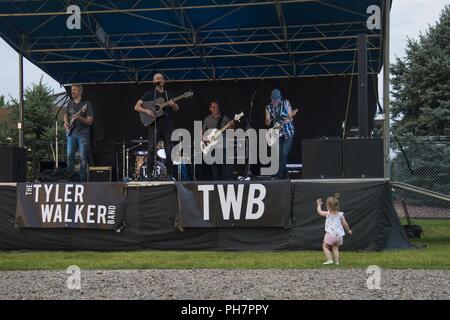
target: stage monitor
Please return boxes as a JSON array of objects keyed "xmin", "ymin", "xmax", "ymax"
[{"xmin": 302, "ymin": 139, "xmax": 342, "ymax": 179}]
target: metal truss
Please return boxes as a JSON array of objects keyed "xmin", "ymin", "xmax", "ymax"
[{"xmin": 0, "ymin": 0, "xmax": 384, "ymax": 83}]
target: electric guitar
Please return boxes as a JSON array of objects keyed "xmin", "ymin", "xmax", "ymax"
[
  {"xmin": 140, "ymin": 90, "xmax": 194, "ymax": 126},
  {"xmin": 201, "ymin": 112, "xmax": 244, "ymax": 155},
  {"xmin": 66, "ymin": 104, "xmax": 88, "ymax": 136},
  {"xmin": 266, "ymin": 109, "xmax": 298, "ymax": 146}
]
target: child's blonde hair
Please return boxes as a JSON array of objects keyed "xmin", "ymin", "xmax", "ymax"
[{"xmin": 326, "ymin": 193, "xmax": 340, "ymax": 211}]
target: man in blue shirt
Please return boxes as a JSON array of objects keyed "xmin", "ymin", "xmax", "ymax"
[
  {"xmin": 265, "ymin": 89, "xmax": 296, "ymax": 179},
  {"xmin": 64, "ymin": 84, "xmax": 94, "ymax": 182}
]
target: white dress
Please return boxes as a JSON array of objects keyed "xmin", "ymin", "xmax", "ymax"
[{"xmin": 325, "ymin": 212, "xmax": 345, "ymax": 237}]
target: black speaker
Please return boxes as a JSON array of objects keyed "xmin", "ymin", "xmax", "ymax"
[
  {"xmin": 39, "ymin": 161, "xmax": 67, "ymax": 173},
  {"xmin": 302, "ymin": 139, "xmax": 343, "ymax": 179},
  {"xmin": 343, "ymin": 138, "xmax": 383, "ymax": 178},
  {"xmin": 37, "ymin": 168, "xmax": 73, "ymax": 182},
  {"xmin": 0, "ymin": 146, "xmax": 27, "ymax": 182}
]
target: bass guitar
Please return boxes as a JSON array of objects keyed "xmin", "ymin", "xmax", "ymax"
[{"xmin": 201, "ymin": 112, "xmax": 244, "ymax": 155}]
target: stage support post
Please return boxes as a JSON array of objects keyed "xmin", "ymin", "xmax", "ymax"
[
  {"xmin": 18, "ymin": 53, "xmax": 24, "ymax": 148},
  {"xmin": 357, "ymin": 33, "xmax": 368, "ymax": 138},
  {"xmin": 383, "ymin": 0, "xmax": 391, "ymax": 179}
]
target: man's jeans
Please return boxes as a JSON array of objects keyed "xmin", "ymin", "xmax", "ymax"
[
  {"xmin": 67, "ymin": 133, "xmax": 89, "ymax": 182},
  {"xmin": 277, "ymin": 136, "xmax": 294, "ymax": 179}
]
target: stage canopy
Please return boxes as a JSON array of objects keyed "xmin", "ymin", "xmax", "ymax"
[{"xmin": 0, "ymin": 0, "xmax": 387, "ymax": 84}]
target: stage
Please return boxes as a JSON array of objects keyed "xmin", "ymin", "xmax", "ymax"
[
  {"xmin": 0, "ymin": 1, "xmax": 403, "ymax": 254},
  {"xmin": 0, "ymin": 179, "xmax": 413, "ymax": 251}
]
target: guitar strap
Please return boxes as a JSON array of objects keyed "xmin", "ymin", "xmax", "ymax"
[
  {"xmin": 164, "ymin": 90, "xmax": 170, "ymax": 116},
  {"xmin": 216, "ymin": 114, "xmax": 224, "ymax": 130},
  {"xmin": 278, "ymin": 100, "xmax": 286, "ymax": 121}
]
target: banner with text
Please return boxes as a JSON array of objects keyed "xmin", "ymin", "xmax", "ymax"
[
  {"xmin": 176, "ymin": 181, "xmax": 291, "ymax": 227},
  {"xmin": 15, "ymin": 183, "xmax": 126, "ymax": 230}
]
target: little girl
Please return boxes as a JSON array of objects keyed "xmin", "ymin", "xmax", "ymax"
[{"xmin": 316, "ymin": 193, "xmax": 352, "ymax": 265}]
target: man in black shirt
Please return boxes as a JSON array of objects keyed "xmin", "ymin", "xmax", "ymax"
[
  {"xmin": 134, "ymin": 73, "xmax": 179, "ymax": 179},
  {"xmin": 64, "ymin": 84, "xmax": 94, "ymax": 182}
]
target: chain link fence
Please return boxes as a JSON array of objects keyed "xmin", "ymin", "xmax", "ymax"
[{"xmin": 391, "ymin": 136, "xmax": 450, "ymax": 219}]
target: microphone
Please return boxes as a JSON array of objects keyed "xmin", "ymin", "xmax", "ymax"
[{"xmin": 250, "ymin": 91, "xmax": 256, "ymax": 106}]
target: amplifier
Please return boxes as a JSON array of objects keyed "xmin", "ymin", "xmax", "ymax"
[{"xmin": 88, "ymin": 166, "xmax": 112, "ymax": 182}]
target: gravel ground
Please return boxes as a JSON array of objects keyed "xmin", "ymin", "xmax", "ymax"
[{"xmin": 0, "ymin": 269, "xmax": 449, "ymax": 300}]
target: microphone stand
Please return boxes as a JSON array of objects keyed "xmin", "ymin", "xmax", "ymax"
[
  {"xmin": 239, "ymin": 90, "xmax": 256, "ymax": 181},
  {"xmin": 151, "ymin": 87, "xmax": 158, "ymax": 180},
  {"xmin": 52, "ymin": 94, "xmax": 70, "ymax": 171},
  {"xmin": 342, "ymin": 120, "xmax": 346, "ymax": 140},
  {"xmin": 341, "ymin": 120, "xmax": 346, "ymax": 178}
]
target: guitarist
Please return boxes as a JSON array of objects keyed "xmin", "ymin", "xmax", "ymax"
[
  {"xmin": 202, "ymin": 100, "xmax": 234, "ymax": 180},
  {"xmin": 265, "ymin": 89, "xmax": 295, "ymax": 179},
  {"xmin": 134, "ymin": 73, "xmax": 179, "ymax": 180},
  {"xmin": 64, "ymin": 84, "xmax": 94, "ymax": 182}
]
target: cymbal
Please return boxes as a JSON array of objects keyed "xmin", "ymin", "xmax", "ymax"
[{"xmin": 130, "ymin": 139, "xmax": 149, "ymax": 143}]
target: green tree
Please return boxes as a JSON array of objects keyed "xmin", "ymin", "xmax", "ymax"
[
  {"xmin": 0, "ymin": 79, "xmax": 65, "ymax": 179},
  {"xmin": 390, "ymin": 5, "xmax": 450, "ymax": 201},
  {"xmin": 391, "ymin": 5, "xmax": 450, "ymax": 136},
  {"xmin": 0, "ymin": 95, "xmax": 5, "ymax": 107}
]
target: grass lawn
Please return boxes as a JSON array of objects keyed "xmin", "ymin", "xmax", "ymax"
[{"xmin": 0, "ymin": 219, "xmax": 449, "ymax": 271}]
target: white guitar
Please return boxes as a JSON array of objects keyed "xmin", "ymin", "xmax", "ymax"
[
  {"xmin": 266, "ymin": 109, "xmax": 298, "ymax": 146},
  {"xmin": 201, "ymin": 112, "xmax": 244, "ymax": 155}
]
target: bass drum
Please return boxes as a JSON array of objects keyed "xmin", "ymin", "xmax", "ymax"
[
  {"xmin": 140, "ymin": 160, "xmax": 167, "ymax": 180},
  {"xmin": 134, "ymin": 155, "xmax": 147, "ymax": 180}
]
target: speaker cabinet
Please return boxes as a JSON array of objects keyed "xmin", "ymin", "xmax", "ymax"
[
  {"xmin": 0, "ymin": 146, "xmax": 27, "ymax": 182},
  {"xmin": 343, "ymin": 138, "xmax": 383, "ymax": 178},
  {"xmin": 302, "ymin": 139, "xmax": 342, "ymax": 179}
]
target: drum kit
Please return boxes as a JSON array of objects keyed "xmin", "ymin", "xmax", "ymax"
[{"xmin": 120, "ymin": 138, "xmax": 191, "ymax": 181}]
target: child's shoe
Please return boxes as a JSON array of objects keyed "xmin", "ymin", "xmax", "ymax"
[{"xmin": 322, "ymin": 259, "xmax": 334, "ymax": 265}]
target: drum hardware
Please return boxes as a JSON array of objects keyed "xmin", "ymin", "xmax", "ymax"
[
  {"xmin": 121, "ymin": 137, "xmax": 145, "ymax": 182},
  {"xmin": 130, "ymin": 138, "xmax": 149, "ymax": 144}
]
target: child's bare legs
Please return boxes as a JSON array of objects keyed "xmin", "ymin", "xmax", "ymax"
[
  {"xmin": 332, "ymin": 245, "xmax": 340, "ymax": 264},
  {"xmin": 322, "ymin": 242, "xmax": 333, "ymax": 261}
]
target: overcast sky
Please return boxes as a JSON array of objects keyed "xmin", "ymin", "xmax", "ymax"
[{"xmin": 0, "ymin": 0, "xmax": 448, "ymax": 101}]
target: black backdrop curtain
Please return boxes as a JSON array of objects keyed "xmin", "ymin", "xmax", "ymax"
[{"xmin": 78, "ymin": 76, "xmax": 377, "ymax": 173}]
